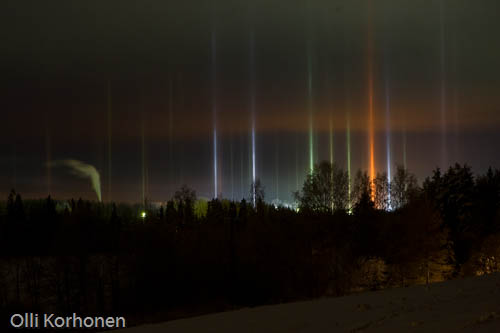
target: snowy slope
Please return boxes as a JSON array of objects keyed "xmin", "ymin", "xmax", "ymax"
[{"xmin": 114, "ymin": 273, "xmax": 500, "ymax": 332}]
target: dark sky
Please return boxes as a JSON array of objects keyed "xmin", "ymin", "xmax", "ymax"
[{"xmin": 1, "ymin": 0, "xmax": 500, "ymax": 203}]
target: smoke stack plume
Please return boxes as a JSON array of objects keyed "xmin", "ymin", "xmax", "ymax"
[{"xmin": 47, "ymin": 159, "xmax": 102, "ymax": 202}]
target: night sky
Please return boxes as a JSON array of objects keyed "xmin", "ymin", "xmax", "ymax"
[{"xmin": 1, "ymin": 0, "xmax": 499, "ymax": 203}]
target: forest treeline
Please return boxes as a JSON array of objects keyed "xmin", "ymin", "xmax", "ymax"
[{"xmin": 0, "ymin": 162, "xmax": 499, "ymax": 328}]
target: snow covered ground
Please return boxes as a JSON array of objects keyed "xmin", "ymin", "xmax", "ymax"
[{"xmin": 115, "ymin": 273, "xmax": 500, "ymax": 332}]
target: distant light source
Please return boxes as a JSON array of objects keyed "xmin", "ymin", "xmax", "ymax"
[{"xmin": 141, "ymin": 211, "xmax": 147, "ymax": 219}]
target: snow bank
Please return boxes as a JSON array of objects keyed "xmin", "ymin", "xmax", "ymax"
[{"xmin": 114, "ymin": 273, "xmax": 500, "ymax": 332}]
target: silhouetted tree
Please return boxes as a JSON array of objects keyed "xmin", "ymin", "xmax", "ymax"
[
  {"xmin": 423, "ymin": 168, "xmax": 443, "ymax": 201},
  {"xmin": 6, "ymin": 190, "xmax": 25, "ymax": 225},
  {"xmin": 158, "ymin": 205, "xmax": 164, "ymax": 221},
  {"xmin": 294, "ymin": 161, "xmax": 349, "ymax": 213},
  {"xmin": 37, "ymin": 195, "xmax": 58, "ymax": 252},
  {"xmin": 238, "ymin": 199, "xmax": 249, "ymax": 226},
  {"xmin": 6, "ymin": 189, "xmax": 16, "ymax": 221},
  {"xmin": 110, "ymin": 203, "xmax": 121, "ymax": 234},
  {"xmin": 174, "ymin": 185, "xmax": 197, "ymax": 225},
  {"xmin": 383, "ymin": 197, "xmax": 453, "ymax": 286},
  {"xmin": 207, "ymin": 199, "xmax": 224, "ymax": 224},
  {"xmin": 390, "ymin": 165, "xmax": 418, "ymax": 210},
  {"xmin": 174, "ymin": 185, "xmax": 197, "ymax": 205},
  {"xmin": 352, "ymin": 170, "xmax": 372, "ymax": 209},
  {"xmin": 165, "ymin": 200, "xmax": 176, "ymax": 223},
  {"xmin": 474, "ymin": 167, "xmax": 500, "ymax": 235},
  {"xmin": 354, "ymin": 190, "xmax": 375, "ymax": 217},
  {"xmin": 374, "ymin": 172, "xmax": 390, "ymax": 210},
  {"xmin": 438, "ymin": 164, "xmax": 476, "ymax": 271},
  {"xmin": 249, "ymin": 179, "xmax": 265, "ymax": 207}
]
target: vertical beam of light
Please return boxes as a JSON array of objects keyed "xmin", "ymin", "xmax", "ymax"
[
  {"xmin": 367, "ymin": 1, "xmax": 376, "ymax": 201},
  {"xmin": 307, "ymin": 47, "xmax": 314, "ymax": 175},
  {"xmin": 248, "ymin": 142, "xmax": 253, "ymax": 201},
  {"xmin": 306, "ymin": 1, "xmax": 314, "ymax": 175},
  {"xmin": 451, "ymin": 35, "xmax": 460, "ymax": 163},
  {"xmin": 325, "ymin": 71, "xmax": 334, "ymax": 212},
  {"xmin": 369, "ymin": 110, "xmax": 376, "ymax": 203},
  {"xmin": 329, "ymin": 114, "xmax": 334, "ymax": 165},
  {"xmin": 384, "ymin": 73, "xmax": 392, "ymax": 209},
  {"xmin": 275, "ymin": 135, "xmax": 279, "ymax": 201},
  {"xmin": 402, "ymin": 121, "xmax": 407, "ymax": 170},
  {"xmin": 325, "ymin": 71, "xmax": 334, "ymax": 166},
  {"xmin": 329, "ymin": 113, "xmax": 334, "ymax": 213},
  {"xmin": 250, "ymin": 30, "xmax": 257, "ymax": 206},
  {"xmin": 439, "ymin": 0, "xmax": 448, "ymax": 169},
  {"xmin": 141, "ymin": 112, "xmax": 146, "ymax": 207},
  {"xmin": 45, "ymin": 113, "xmax": 51, "ymax": 196},
  {"xmin": 179, "ymin": 74, "xmax": 187, "ymax": 186},
  {"xmin": 107, "ymin": 80, "xmax": 112, "ymax": 203},
  {"xmin": 346, "ymin": 114, "xmax": 351, "ymax": 209},
  {"xmin": 295, "ymin": 135, "xmax": 299, "ymax": 191},
  {"xmin": 240, "ymin": 134, "xmax": 244, "ymax": 200},
  {"xmin": 248, "ymin": 138, "xmax": 252, "ymax": 200},
  {"xmin": 343, "ymin": 11, "xmax": 352, "ymax": 212},
  {"xmin": 251, "ymin": 126, "xmax": 256, "ymax": 202},
  {"xmin": 11, "ymin": 145, "xmax": 17, "ymax": 190},
  {"xmin": 382, "ymin": 8, "xmax": 393, "ymax": 209},
  {"xmin": 212, "ymin": 30, "xmax": 218, "ymax": 199},
  {"xmin": 168, "ymin": 78, "xmax": 174, "ymax": 194},
  {"xmin": 230, "ymin": 130, "xmax": 234, "ymax": 201}
]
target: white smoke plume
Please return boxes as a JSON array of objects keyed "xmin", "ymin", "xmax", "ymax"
[{"xmin": 47, "ymin": 159, "xmax": 102, "ymax": 202}]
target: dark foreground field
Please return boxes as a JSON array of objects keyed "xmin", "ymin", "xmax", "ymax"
[{"xmin": 115, "ymin": 273, "xmax": 500, "ymax": 333}]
